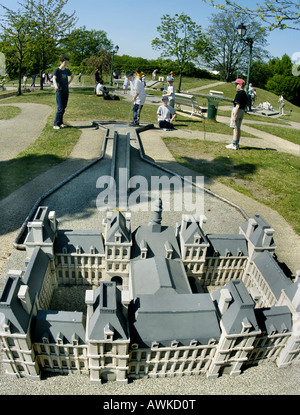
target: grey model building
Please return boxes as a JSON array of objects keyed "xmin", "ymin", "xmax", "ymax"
[{"xmin": 0, "ymin": 202, "xmax": 299, "ymax": 383}]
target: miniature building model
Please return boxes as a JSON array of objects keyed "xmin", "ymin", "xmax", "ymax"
[{"xmin": 0, "ymin": 203, "xmax": 299, "ymax": 383}]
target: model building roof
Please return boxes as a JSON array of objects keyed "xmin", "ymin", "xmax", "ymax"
[
  {"xmin": 106, "ymin": 211, "xmax": 131, "ymax": 243},
  {"xmin": 240, "ymin": 215, "xmax": 276, "ymax": 248},
  {"xmin": 25, "ymin": 206, "xmax": 56, "ymax": 244},
  {"xmin": 88, "ymin": 282, "xmax": 128, "ymax": 341},
  {"xmin": 253, "ymin": 252, "xmax": 291, "ymax": 300},
  {"xmin": 181, "ymin": 221, "xmax": 209, "ymax": 245},
  {"xmin": 255, "ymin": 306, "xmax": 292, "ymax": 335},
  {"xmin": 33, "ymin": 310, "xmax": 86, "ymax": 345},
  {"xmin": 54, "ymin": 230, "xmax": 105, "ymax": 254},
  {"xmin": 131, "ymin": 256, "xmax": 191, "ymax": 296},
  {"xmin": 130, "ymin": 293, "xmax": 221, "ymax": 347},
  {"xmin": 132, "ymin": 224, "xmax": 181, "ymax": 259},
  {"xmin": 0, "ymin": 274, "xmax": 31, "ymax": 334},
  {"xmin": 213, "ymin": 280, "xmax": 259, "ymax": 334},
  {"xmin": 206, "ymin": 234, "xmax": 248, "ymax": 256},
  {"xmin": 22, "ymin": 246, "xmax": 50, "ymax": 303}
]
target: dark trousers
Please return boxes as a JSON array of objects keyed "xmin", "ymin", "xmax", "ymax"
[
  {"xmin": 158, "ymin": 120, "xmax": 174, "ymax": 129},
  {"xmin": 133, "ymin": 104, "xmax": 143, "ymax": 124},
  {"xmin": 54, "ymin": 90, "xmax": 69, "ymax": 126}
]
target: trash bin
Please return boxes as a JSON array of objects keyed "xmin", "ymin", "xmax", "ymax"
[{"xmin": 207, "ymin": 103, "xmax": 217, "ymax": 120}]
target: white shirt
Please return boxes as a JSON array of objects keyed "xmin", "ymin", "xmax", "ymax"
[
  {"xmin": 157, "ymin": 104, "xmax": 176, "ymax": 122},
  {"xmin": 167, "ymin": 85, "xmax": 175, "ymax": 100},
  {"xmin": 130, "ymin": 76, "xmax": 146, "ymax": 105}
]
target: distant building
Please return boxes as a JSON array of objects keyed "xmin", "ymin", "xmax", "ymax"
[{"xmin": 0, "ymin": 203, "xmax": 299, "ymax": 383}]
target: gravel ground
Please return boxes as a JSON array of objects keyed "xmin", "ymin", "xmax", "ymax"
[{"xmin": 1, "ymin": 359, "xmax": 300, "ymax": 395}]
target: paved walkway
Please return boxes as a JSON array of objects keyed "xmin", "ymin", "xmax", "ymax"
[{"xmin": 0, "ymin": 103, "xmax": 52, "ymax": 161}]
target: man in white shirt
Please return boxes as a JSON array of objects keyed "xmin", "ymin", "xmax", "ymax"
[
  {"xmin": 157, "ymin": 96, "xmax": 176, "ymax": 130},
  {"xmin": 126, "ymin": 71, "xmax": 147, "ymax": 126}
]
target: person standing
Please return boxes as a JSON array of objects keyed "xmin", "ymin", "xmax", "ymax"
[
  {"xmin": 163, "ymin": 76, "xmax": 175, "ymax": 108},
  {"xmin": 247, "ymin": 82, "xmax": 255, "ymax": 111},
  {"xmin": 31, "ymin": 74, "xmax": 36, "ymax": 87},
  {"xmin": 94, "ymin": 67, "xmax": 100, "ymax": 94},
  {"xmin": 23, "ymin": 74, "xmax": 27, "ymax": 88},
  {"xmin": 126, "ymin": 70, "xmax": 147, "ymax": 126},
  {"xmin": 53, "ymin": 57, "xmax": 74, "ymax": 130},
  {"xmin": 278, "ymin": 94, "xmax": 285, "ymax": 115},
  {"xmin": 226, "ymin": 78, "xmax": 247, "ymax": 150}
]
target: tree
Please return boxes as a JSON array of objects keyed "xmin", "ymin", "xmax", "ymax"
[
  {"xmin": 202, "ymin": 0, "xmax": 300, "ymax": 31},
  {"xmin": 22, "ymin": 0, "xmax": 77, "ymax": 89},
  {"xmin": 152, "ymin": 13, "xmax": 212, "ymax": 91},
  {"xmin": 0, "ymin": 5, "xmax": 32, "ymax": 95},
  {"xmin": 265, "ymin": 55, "xmax": 300, "ymax": 105},
  {"xmin": 60, "ymin": 26, "xmax": 113, "ymax": 67},
  {"xmin": 205, "ymin": 11, "xmax": 270, "ymax": 82},
  {"xmin": 80, "ymin": 51, "xmax": 112, "ymax": 79}
]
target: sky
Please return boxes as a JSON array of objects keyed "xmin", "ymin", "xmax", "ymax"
[{"xmin": 1, "ymin": 0, "xmax": 299, "ymax": 63}]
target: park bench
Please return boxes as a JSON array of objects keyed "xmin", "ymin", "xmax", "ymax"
[
  {"xmin": 174, "ymin": 92, "xmax": 203, "ymax": 117},
  {"xmin": 209, "ymin": 90, "xmax": 224, "ymax": 97},
  {"xmin": 113, "ymin": 79, "xmax": 125, "ymax": 89}
]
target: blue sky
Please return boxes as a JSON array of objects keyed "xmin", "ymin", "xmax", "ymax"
[{"xmin": 1, "ymin": 0, "xmax": 299, "ymax": 62}]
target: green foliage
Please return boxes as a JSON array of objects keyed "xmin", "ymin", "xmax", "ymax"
[
  {"xmin": 202, "ymin": 0, "xmax": 300, "ymax": 31},
  {"xmin": 0, "ymin": 0, "xmax": 78, "ymax": 86},
  {"xmin": 112, "ymin": 55, "xmax": 214, "ymax": 79},
  {"xmin": 260, "ymin": 55, "xmax": 300, "ymax": 106},
  {"xmin": 205, "ymin": 10, "xmax": 270, "ymax": 82},
  {"xmin": 59, "ymin": 26, "xmax": 113, "ymax": 67},
  {"xmin": 152, "ymin": 13, "xmax": 212, "ymax": 90}
]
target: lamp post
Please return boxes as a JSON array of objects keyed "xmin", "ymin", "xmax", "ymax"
[
  {"xmin": 237, "ymin": 23, "xmax": 253, "ymax": 95},
  {"xmin": 109, "ymin": 45, "xmax": 119, "ymax": 86}
]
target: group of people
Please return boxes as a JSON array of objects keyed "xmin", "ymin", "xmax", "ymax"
[
  {"xmin": 52, "ymin": 58, "xmax": 284, "ymax": 153},
  {"xmin": 125, "ymin": 70, "xmax": 176, "ymax": 129}
]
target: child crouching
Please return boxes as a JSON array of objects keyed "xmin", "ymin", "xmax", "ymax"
[{"xmin": 157, "ymin": 96, "xmax": 176, "ymax": 130}]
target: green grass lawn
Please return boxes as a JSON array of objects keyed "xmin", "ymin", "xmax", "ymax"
[
  {"xmin": 163, "ymin": 137, "xmax": 300, "ymax": 235},
  {"xmin": 0, "ymin": 105, "xmax": 21, "ymax": 119},
  {"xmin": 243, "ymin": 123, "xmax": 300, "ymax": 145}
]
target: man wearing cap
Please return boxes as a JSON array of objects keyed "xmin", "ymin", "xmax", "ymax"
[
  {"xmin": 226, "ymin": 78, "xmax": 248, "ymax": 150},
  {"xmin": 157, "ymin": 96, "xmax": 177, "ymax": 130}
]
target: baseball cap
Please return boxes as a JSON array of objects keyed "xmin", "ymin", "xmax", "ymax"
[
  {"xmin": 162, "ymin": 96, "xmax": 169, "ymax": 100},
  {"xmin": 232, "ymin": 78, "xmax": 245, "ymax": 86}
]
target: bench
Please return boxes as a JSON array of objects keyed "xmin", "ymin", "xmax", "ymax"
[
  {"xmin": 174, "ymin": 92, "xmax": 203, "ymax": 117},
  {"xmin": 113, "ymin": 79, "xmax": 125, "ymax": 89},
  {"xmin": 209, "ymin": 90, "xmax": 224, "ymax": 97}
]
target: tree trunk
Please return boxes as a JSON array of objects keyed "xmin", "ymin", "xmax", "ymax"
[
  {"xmin": 177, "ymin": 72, "xmax": 182, "ymax": 92},
  {"xmin": 18, "ymin": 58, "xmax": 22, "ymax": 96}
]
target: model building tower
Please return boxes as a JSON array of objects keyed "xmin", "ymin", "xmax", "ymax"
[
  {"xmin": 103, "ymin": 211, "xmax": 132, "ymax": 290},
  {"xmin": 177, "ymin": 214, "xmax": 210, "ymax": 283},
  {"xmin": 85, "ymin": 281, "xmax": 130, "ymax": 383}
]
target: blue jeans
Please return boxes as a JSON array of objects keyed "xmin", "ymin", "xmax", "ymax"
[
  {"xmin": 54, "ymin": 90, "xmax": 69, "ymax": 126},
  {"xmin": 158, "ymin": 120, "xmax": 174, "ymax": 129},
  {"xmin": 133, "ymin": 104, "xmax": 143, "ymax": 124}
]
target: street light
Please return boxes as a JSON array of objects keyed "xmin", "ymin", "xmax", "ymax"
[
  {"xmin": 109, "ymin": 45, "xmax": 119, "ymax": 86},
  {"xmin": 237, "ymin": 23, "xmax": 253, "ymax": 95}
]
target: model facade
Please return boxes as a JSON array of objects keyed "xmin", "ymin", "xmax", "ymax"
[{"xmin": 0, "ymin": 202, "xmax": 299, "ymax": 383}]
